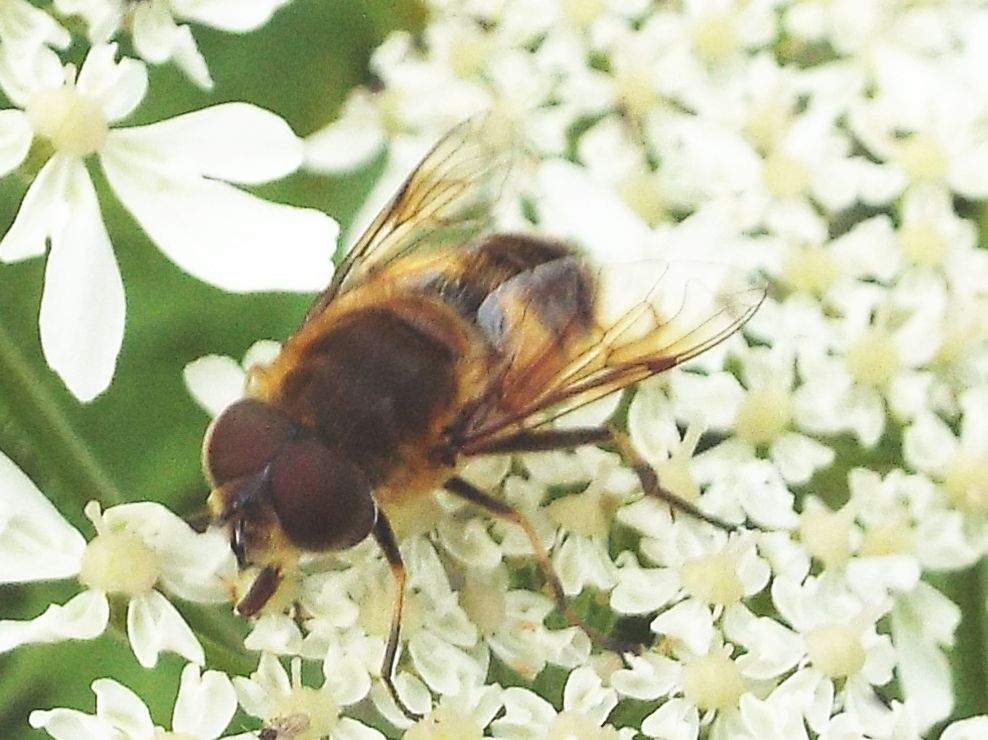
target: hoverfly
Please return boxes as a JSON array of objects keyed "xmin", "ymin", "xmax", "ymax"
[{"xmin": 203, "ymin": 114, "xmax": 764, "ymax": 718}]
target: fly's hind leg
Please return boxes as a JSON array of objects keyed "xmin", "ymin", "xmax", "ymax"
[
  {"xmin": 443, "ymin": 475, "xmax": 639, "ymax": 655},
  {"xmin": 371, "ymin": 511, "xmax": 422, "ymax": 721},
  {"xmin": 468, "ymin": 425, "xmax": 739, "ymax": 531}
]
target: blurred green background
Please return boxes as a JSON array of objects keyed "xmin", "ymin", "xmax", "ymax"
[{"xmin": 0, "ymin": 0, "xmax": 423, "ymax": 735}]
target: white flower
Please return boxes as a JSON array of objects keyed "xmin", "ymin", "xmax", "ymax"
[
  {"xmin": 491, "ymin": 665, "xmax": 634, "ymax": 740},
  {"xmin": 402, "ymin": 683, "xmax": 505, "ymax": 740},
  {"xmin": 30, "ymin": 663, "xmax": 243, "ymax": 740},
  {"xmin": 234, "ymin": 654, "xmax": 384, "ymax": 740},
  {"xmin": 0, "ymin": 44, "xmax": 336, "ymax": 400},
  {"xmin": 848, "ymin": 47, "xmax": 988, "ymax": 201},
  {"xmin": 668, "ymin": 345, "xmax": 835, "ymax": 487},
  {"xmin": 53, "ymin": 0, "xmax": 292, "ymax": 89},
  {"xmin": 766, "ymin": 572, "xmax": 900, "ymax": 736},
  {"xmin": 904, "ymin": 385, "xmax": 988, "ymax": 522},
  {"xmin": 0, "ymin": 451, "xmax": 232, "ymax": 667}
]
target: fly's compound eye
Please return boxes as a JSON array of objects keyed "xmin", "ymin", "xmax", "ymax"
[
  {"xmin": 269, "ymin": 439, "xmax": 376, "ymax": 552},
  {"xmin": 203, "ymin": 399, "xmax": 296, "ymax": 487}
]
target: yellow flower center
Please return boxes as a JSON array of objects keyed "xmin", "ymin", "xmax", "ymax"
[
  {"xmin": 78, "ymin": 530, "xmax": 160, "ymax": 596},
  {"xmin": 899, "ymin": 220, "xmax": 948, "ymax": 268},
  {"xmin": 782, "ymin": 244, "xmax": 838, "ymax": 295},
  {"xmin": 26, "ymin": 83, "xmax": 108, "ymax": 158},
  {"xmin": 899, "ymin": 133, "xmax": 947, "ymax": 181},
  {"xmin": 549, "ymin": 710, "xmax": 619, "ymax": 740},
  {"xmin": 406, "ymin": 707, "xmax": 485, "ymax": 740},
  {"xmin": 734, "ymin": 385, "xmax": 792, "ymax": 446},
  {"xmin": 681, "ymin": 652, "xmax": 745, "ymax": 711},
  {"xmin": 845, "ymin": 329, "xmax": 899, "ymax": 388},
  {"xmin": 799, "ymin": 505, "xmax": 854, "ymax": 569},
  {"xmin": 805, "ymin": 623, "xmax": 866, "ymax": 678},
  {"xmin": 680, "ymin": 551, "xmax": 743, "ymax": 607},
  {"xmin": 860, "ymin": 513, "xmax": 914, "ymax": 556},
  {"xmin": 692, "ymin": 13, "xmax": 738, "ymax": 65},
  {"xmin": 763, "ymin": 150, "xmax": 811, "ymax": 198},
  {"xmin": 944, "ymin": 450, "xmax": 988, "ymax": 513}
]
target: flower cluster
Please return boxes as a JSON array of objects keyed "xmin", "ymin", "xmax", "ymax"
[
  {"xmin": 3, "ymin": 0, "xmax": 988, "ymax": 739},
  {"xmin": 0, "ymin": 0, "xmax": 336, "ymax": 401}
]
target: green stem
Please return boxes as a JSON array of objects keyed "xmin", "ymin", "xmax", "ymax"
[{"xmin": 0, "ymin": 320, "xmax": 125, "ymax": 507}]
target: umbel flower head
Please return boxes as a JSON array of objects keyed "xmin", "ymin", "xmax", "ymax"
[
  {"xmin": 0, "ymin": 451, "xmax": 233, "ymax": 668},
  {"xmin": 0, "ymin": 43, "xmax": 337, "ymax": 401}
]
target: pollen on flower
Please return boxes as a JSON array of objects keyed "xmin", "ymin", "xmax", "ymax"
[
  {"xmin": 25, "ymin": 80, "xmax": 108, "ymax": 158},
  {"xmin": 898, "ymin": 133, "xmax": 947, "ymax": 181},
  {"xmin": 680, "ymin": 550, "xmax": 744, "ymax": 606},
  {"xmin": 844, "ymin": 328, "xmax": 899, "ymax": 388},
  {"xmin": 762, "ymin": 150, "xmax": 811, "ymax": 199},
  {"xmin": 448, "ymin": 26, "xmax": 493, "ymax": 80},
  {"xmin": 805, "ymin": 623, "xmax": 866, "ymax": 678},
  {"xmin": 546, "ymin": 488, "xmax": 614, "ymax": 538},
  {"xmin": 799, "ymin": 504, "xmax": 854, "ymax": 569},
  {"xmin": 359, "ymin": 575, "xmax": 425, "ymax": 640},
  {"xmin": 943, "ymin": 450, "xmax": 988, "ymax": 513},
  {"xmin": 860, "ymin": 513, "xmax": 914, "ymax": 556},
  {"xmin": 734, "ymin": 385, "xmax": 792, "ymax": 446},
  {"xmin": 934, "ymin": 311, "xmax": 986, "ymax": 366},
  {"xmin": 460, "ymin": 574, "xmax": 507, "ymax": 635},
  {"xmin": 691, "ymin": 13, "xmax": 738, "ymax": 65},
  {"xmin": 406, "ymin": 707, "xmax": 485, "ymax": 740},
  {"xmin": 782, "ymin": 244, "xmax": 839, "ymax": 295},
  {"xmin": 549, "ymin": 710, "xmax": 619, "ymax": 740},
  {"xmin": 617, "ymin": 172, "xmax": 666, "ymax": 226},
  {"xmin": 898, "ymin": 220, "xmax": 948, "ymax": 268},
  {"xmin": 561, "ymin": 0, "xmax": 605, "ymax": 29},
  {"xmin": 745, "ymin": 101, "xmax": 791, "ymax": 153},
  {"xmin": 268, "ymin": 661, "xmax": 339, "ymax": 740},
  {"xmin": 78, "ymin": 503, "xmax": 160, "ymax": 596},
  {"xmin": 680, "ymin": 652, "xmax": 745, "ymax": 712},
  {"xmin": 614, "ymin": 63, "xmax": 659, "ymax": 123}
]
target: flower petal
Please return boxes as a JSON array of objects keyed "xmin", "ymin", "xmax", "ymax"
[
  {"xmin": 127, "ymin": 590, "xmax": 205, "ymax": 667},
  {"xmin": 75, "ymin": 44, "xmax": 148, "ymax": 124},
  {"xmin": 335, "ymin": 717, "xmax": 387, "ymax": 740},
  {"xmin": 29, "ymin": 708, "xmax": 116, "ymax": 740},
  {"xmin": 0, "ymin": 451, "xmax": 85, "ymax": 583},
  {"xmin": 102, "ymin": 142, "xmax": 336, "ymax": 291},
  {"xmin": 304, "ymin": 97, "xmax": 386, "ymax": 173},
  {"xmin": 170, "ymin": 0, "xmax": 290, "ymax": 33},
  {"xmin": 0, "ymin": 154, "xmax": 73, "ymax": 262},
  {"xmin": 92, "ymin": 677, "xmax": 154, "ymax": 736},
  {"xmin": 104, "ymin": 502, "xmax": 232, "ymax": 602},
  {"xmin": 172, "ymin": 663, "xmax": 237, "ymax": 738},
  {"xmin": 38, "ymin": 158, "xmax": 125, "ymax": 402},
  {"xmin": 183, "ymin": 354, "xmax": 247, "ymax": 417},
  {"xmin": 0, "ymin": 109, "xmax": 32, "ymax": 177},
  {"xmin": 169, "ymin": 24, "xmax": 213, "ymax": 90},
  {"xmin": 0, "ymin": 590, "xmax": 109, "ymax": 652},
  {"xmin": 110, "ymin": 103, "xmax": 303, "ymax": 184}
]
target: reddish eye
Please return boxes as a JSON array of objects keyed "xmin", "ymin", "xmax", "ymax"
[
  {"xmin": 269, "ymin": 438, "xmax": 376, "ymax": 552},
  {"xmin": 203, "ymin": 399, "xmax": 295, "ymax": 486}
]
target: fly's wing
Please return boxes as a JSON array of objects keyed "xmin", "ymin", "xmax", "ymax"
[
  {"xmin": 456, "ymin": 259, "xmax": 765, "ymax": 453},
  {"xmin": 303, "ymin": 113, "xmax": 515, "ymax": 323}
]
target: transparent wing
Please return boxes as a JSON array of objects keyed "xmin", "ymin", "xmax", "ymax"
[
  {"xmin": 456, "ymin": 259, "xmax": 766, "ymax": 453},
  {"xmin": 304, "ymin": 113, "xmax": 515, "ymax": 323}
]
